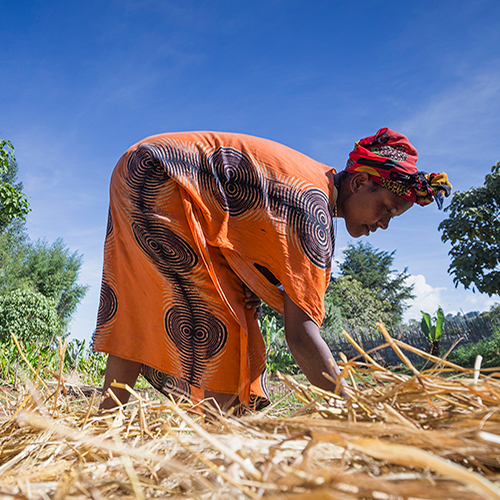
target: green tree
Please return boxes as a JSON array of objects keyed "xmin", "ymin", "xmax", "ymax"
[
  {"xmin": 0, "ymin": 140, "xmax": 30, "ymax": 226},
  {"xmin": 321, "ymin": 299, "xmax": 344, "ymax": 337},
  {"xmin": 0, "ymin": 141, "xmax": 87, "ymax": 336},
  {"xmin": 483, "ymin": 303, "xmax": 500, "ymax": 328},
  {"xmin": 338, "ymin": 242, "xmax": 415, "ymax": 323},
  {"xmin": 439, "ymin": 162, "xmax": 500, "ymax": 296},
  {"xmin": 0, "ymin": 289, "xmax": 60, "ymax": 345},
  {"xmin": 0, "ymin": 216, "xmax": 32, "ymax": 292},
  {"xmin": 325, "ymin": 275, "xmax": 393, "ymax": 329},
  {"xmin": 0, "ymin": 140, "xmax": 32, "ymax": 294},
  {"xmin": 16, "ymin": 238, "xmax": 89, "ymax": 332}
]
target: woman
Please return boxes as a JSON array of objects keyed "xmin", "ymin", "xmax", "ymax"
[{"xmin": 93, "ymin": 128, "xmax": 451, "ymax": 411}]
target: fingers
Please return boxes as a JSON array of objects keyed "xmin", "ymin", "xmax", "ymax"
[
  {"xmin": 254, "ymin": 305, "xmax": 262, "ymax": 319},
  {"xmin": 242, "ymin": 282, "xmax": 252, "ymax": 297},
  {"xmin": 243, "ymin": 295, "xmax": 261, "ymax": 306},
  {"xmin": 242, "ymin": 283, "xmax": 262, "ymax": 318}
]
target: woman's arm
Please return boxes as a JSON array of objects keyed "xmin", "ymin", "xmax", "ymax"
[{"xmin": 284, "ymin": 292, "xmax": 345, "ymax": 394}]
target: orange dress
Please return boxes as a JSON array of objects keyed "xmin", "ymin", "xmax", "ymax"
[{"xmin": 93, "ymin": 132, "xmax": 335, "ymax": 410}]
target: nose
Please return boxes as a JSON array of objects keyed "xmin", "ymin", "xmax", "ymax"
[{"xmin": 378, "ymin": 216, "xmax": 391, "ymax": 230}]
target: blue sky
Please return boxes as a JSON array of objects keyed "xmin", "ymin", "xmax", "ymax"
[{"xmin": 2, "ymin": 0, "xmax": 499, "ymax": 341}]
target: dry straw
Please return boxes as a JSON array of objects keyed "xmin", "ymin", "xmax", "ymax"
[{"xmin": 1, "ymin": 323, "xmax": 500, "ymax": 499}]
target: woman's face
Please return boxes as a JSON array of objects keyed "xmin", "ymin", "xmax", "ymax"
[{"xmin": 341, "ymin": 174, "xmax": 413, "ymax": 238}]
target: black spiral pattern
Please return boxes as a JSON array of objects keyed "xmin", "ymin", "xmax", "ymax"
[
  {"xmin": 248, "ymin": 368, "xmax": 270, "ymax": 411},
  {"xmin": 114, "ymin": 138, "xmax": 334, "ymax": 401},
  {"xmin": 96, "ymin": 281, "xmax": 118, "ymax": 329},
  {"xmin": 126, "ymin": 144, "xmax": 172, "ymax": 195},
  {"xmin": 199, "ymin": 147, "xmax": 264, "ymax": 216},
  {"xmin": 141, "ymin": 365, "xmax": 192, "ymax": 400},
  {"xmin": 124, "ymin": 140, "xmax": 230, "ymax": 390},
  {"xmin": 293, "ymin": 188, "xmax": 333, "ymax": 269},
  {"xmin": 126, "ymin": 140, "xmax": 333, "ymax": 271},
  {"xmin": 165, "ymin": 304, "xmax": 228, "ymax": 386},
  {"xmin": 105, "ymin": 208, "xmax": 113, "ymax": 239},
  {"xmin": 248, "ymin": 395, "xmax": 270, "ymax": 411},
  {"xmin": 131, "ymin": 218, "xmax": 198, "ymax": 276},
  {"xmin": 269, "ymin": 184, "xmax": 333, "ymax": 269}
]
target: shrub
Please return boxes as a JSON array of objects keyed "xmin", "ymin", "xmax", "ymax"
[
  {"xmin": 260, "ymin": 315, "xmax": 298, "ymax": 374},
  {"xmin": 448, "ymin": 329, "xmax": 500, "ymax": 368},
  {"xmin": 0, "ymin": 289, "xmax": 60, "ymax": 345}
]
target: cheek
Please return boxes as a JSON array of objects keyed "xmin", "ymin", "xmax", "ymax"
[{"xmin": 343, "ymin": 211, "xmax": 365, "ymax": 237}]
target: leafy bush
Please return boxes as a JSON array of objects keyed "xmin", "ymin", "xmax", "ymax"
[
  {"xmin": 326, "ymin": 276, "xmax": 394, "ymax": 332},
  {"xmin": 0, "ymin": 139, "xmax": 30, "ymax": 224},
  {"xmin": 448, "ymin": 329, "xmax": 500, "ymax": 368},
  {"xmin": 0, "ymin": 289, "xmax": 60, "ymax": 344},
  {"xmin": 260, "ymin": 315, "xmax": 298, "ymax": 374},
  {"xmin": 321, "ymin": 301, "xmax": 344, "ymax": 340}
]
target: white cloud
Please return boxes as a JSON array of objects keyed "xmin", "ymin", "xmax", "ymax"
[
  {"xmin": 398, "ymin": 69, "xmax": 500, "ymax": 178},
  {"xmin": 403, "ymin": 274, "xmax": 500, "ymax": 323},
  {"xmin": 403, "ymin": 274, "xmax": 446, "ymax": 322},
  {"xmin": 457, "ymin": 293, "xmax": 500, "ymax": 315}
]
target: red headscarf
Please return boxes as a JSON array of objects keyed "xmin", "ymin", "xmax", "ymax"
[{"xmin": 345, "ymin": 128, "xmax": 452, "ymax": 208}]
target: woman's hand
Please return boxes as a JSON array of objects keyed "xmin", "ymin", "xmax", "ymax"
[
  {"xmin": 242, "ymin": 283, "xmax": 262, "ymax": 319},
  {"xmin": 284, "ymin": 292, "xmax": 350, "ymax": 398}
]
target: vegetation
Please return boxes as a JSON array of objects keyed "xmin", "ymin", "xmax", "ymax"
[
  {"xmin": 439, "ymin": 161, "xmax": 500, "ymax": 296},
  {"xmin": 0, "ymin": 289, "xmax": 60, "ymax": 345},
  {"xmin": 338, "ymin": 242, "xmax": 415, "ymax": 323},
  {"xmin": 420, "ymin": 306, "xmax": 445, "ymax": 356},
  {"xmin": 0, "ymin": 139, "xmax": 87, "ymax": 333},
  {"xmin": 0, "ymin": 138, "xmax": 498, "ymax": 393},
  {"xmin": 0, "ymin": 335, "xmax": 107, "ymax": 386},
  {"xmin": 0, "ymin": 139, "xmax": 88, "ymax": 385},
  {"xmin": 0, "ymin": 140, "xmax": 30, "ymax": 225},
  {"xmin": 448, "ymin": 330, "xmax": 500, "ymax": 368},
  {"xmin": 260, "ymin": 315, "xmax": 297, "ymax": 374},
  {"xmin": 12, "ymin": 238, "xmax": 89, "ymax": 332},
  {"xmin": 325, "ymin": 275, "xmax": 392, "ymax": 333}
]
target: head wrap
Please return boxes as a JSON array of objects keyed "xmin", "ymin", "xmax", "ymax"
[{"xmin": 345, "ymin": 128, "xmax": 452, "ymax": 208}]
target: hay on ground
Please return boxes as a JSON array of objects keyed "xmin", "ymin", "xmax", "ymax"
[{"xmin": 0, "ymin": 323, "xmax": 499, "ymax": 499}]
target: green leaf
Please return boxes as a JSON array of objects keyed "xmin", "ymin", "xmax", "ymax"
[
  {"xmin": 420, "ymin": 310, "xmax": 433, "ymax": 338},
  {"xmin": 435, "ymin": 306, "xmax": 445, "ymax": 340}
]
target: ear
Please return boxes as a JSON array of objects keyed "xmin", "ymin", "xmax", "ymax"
[{"xmin": 350, "ymin": 172, "xmax": 370, "ymax": 193}]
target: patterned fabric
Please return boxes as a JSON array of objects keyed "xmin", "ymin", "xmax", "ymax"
[
  {"xmin": 93, "ymin": 132, "xmax": 335, "ymax": 409},
  {"xmin": 346, "ymin": 128, "xmax": 452, "ymax": 207}
]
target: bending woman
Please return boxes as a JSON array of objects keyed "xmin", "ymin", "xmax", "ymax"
[{"xmin": 93, "ymin": 128, "xmax": 451, "ymax": 410}]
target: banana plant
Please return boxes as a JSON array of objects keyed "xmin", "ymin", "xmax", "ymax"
[{"xmin": 421, "ymin": 306, "xmax": 445, "ymax": 356}]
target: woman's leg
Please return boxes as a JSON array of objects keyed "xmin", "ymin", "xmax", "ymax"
[
  {"xmin": 100, "ymin": 354, "xmax": 143, "ymax": 410},
  {"xmin": 204, "ymin": 390, "xmax": 240, "ymax": 413}
]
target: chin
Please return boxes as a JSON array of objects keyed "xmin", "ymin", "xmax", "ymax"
[{"xmin": 346, "ymin": 225, "xmax": 366, "ymax": 238}]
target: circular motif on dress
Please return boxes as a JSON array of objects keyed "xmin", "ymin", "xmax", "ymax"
[
  {"xmin": 201, "ymin": 147, "xmax": 264, "ymax": 216},
  {"xmin": 105, "ymin": 208, "xmax": 113, "ymax": 239},
  {"xmin": 293, "ymin": 188, "xmax": 333, "ymax": 269},
  {"xmin": 164, "ymin": 304, "xmax": 228, "ymax": 361},
  {"xmin": 141, "ymin": 365, "xmax": 192, "ymax": 400},
  {"xmin": 131, "ymin": 219, "xmax": 198, "ymax": 274},
  {"xmin": 126, "ymin": 144, "xmax": 171, "ymax": 194},
  {"xmin": 96, "ymin": 281, "xmax": 118, "ymax": 329}
]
